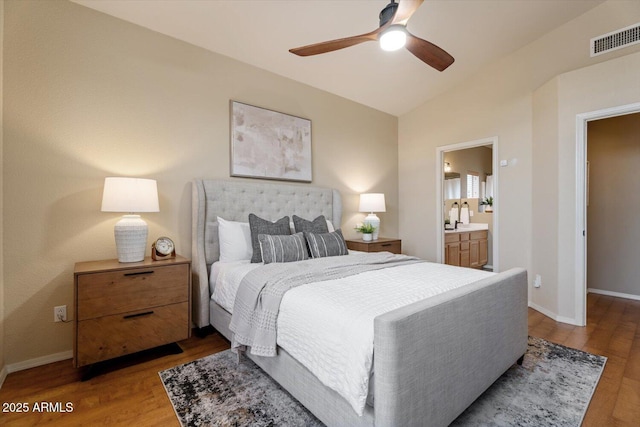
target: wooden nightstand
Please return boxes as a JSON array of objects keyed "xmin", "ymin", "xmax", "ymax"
[
  {"xmin": 346, "ymin": 237, "xmax": 402, "ymax": 254},
  {"xmin": 73, "ymin": 256, "xmax": 191, "ymax": 371}
]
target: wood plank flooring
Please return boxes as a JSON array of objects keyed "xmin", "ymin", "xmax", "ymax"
[
  {"xmin": 529, "ymin": 293, "xmax": 640, "ymax": 427},
  {"xmin": 1, "ymin": 293, "xmax": 638, "ymax": 426}
]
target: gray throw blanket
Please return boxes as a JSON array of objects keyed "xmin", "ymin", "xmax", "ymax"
[{"xmin": 229, "ymin": 252, "xmax": 422, "ymax": 356}]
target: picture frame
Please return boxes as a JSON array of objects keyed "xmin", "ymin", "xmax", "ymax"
[{"xmin": 230, "ymin": 100, "xmax": 312, "ymax": 182}]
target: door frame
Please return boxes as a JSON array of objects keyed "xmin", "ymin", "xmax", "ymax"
[
  {"xmin": 575, "ymin": 101, "xmax": 640, "ymax": 326},
  {"xmin": 436, "ymin": 136, "xmax": 499, "ymax": 271}
]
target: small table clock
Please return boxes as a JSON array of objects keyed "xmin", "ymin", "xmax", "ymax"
[{"xmin": 152, "ymin": 236, "xmax": 176, "ymax": 260}]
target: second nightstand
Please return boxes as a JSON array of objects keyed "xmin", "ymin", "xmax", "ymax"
[{"xmin": 346, "ymin": 237, "xmax": 402, "ymax": 254}]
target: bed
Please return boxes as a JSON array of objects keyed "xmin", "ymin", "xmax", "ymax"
[{"xmin": 191, "ymin": 178, "xmax": 528, "ymax": 427}]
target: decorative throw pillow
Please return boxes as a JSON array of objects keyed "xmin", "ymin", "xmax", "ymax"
[
  {"xmin": 248, "ymin": 214, "xmax": 291, "ymax": 263},
  {"xmin": 259, "ymin": 232, "xmax": 309, "ymax": 264},
  {"xmin": 217, "ymin": 216, "xmax": 253, "ymax": 262},
  {"xmin": 305, "ymin": 229, "xmax": 349, "ymax": 258},
  {"xmin": 292, "ymin": 215, "xmax": 330, "ymax": 234}
]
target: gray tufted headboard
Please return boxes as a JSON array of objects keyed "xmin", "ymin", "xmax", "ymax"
[{"xmin": 191, "ymin": 178, "xmax": 342, "ymax": 328}]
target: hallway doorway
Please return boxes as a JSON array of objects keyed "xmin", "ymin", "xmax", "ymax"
[
  {"xmin": 576, "ymin": 102, "xmax": 640, "ymax": 325},
  {"xmin": 586, "ymin": 112, "xmax": 640, "ymax": 301}
]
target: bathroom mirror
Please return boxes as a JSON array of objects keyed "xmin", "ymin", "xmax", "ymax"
[
  {"xmin": 443, "ymin": 146, "xmax": 494, "ymax": 223},
  {"xmin": 444, "ymin": 172, "xmax": 461, "ymax": 199}
]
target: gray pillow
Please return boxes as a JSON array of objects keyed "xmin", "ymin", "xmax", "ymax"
[
  {"xmin": 305, "ymin": 229, "xmax": 349, "ymax": 258},
  {"xmin": 259, "ymin": 232, "xmax": 309, "ymax": 264},
  {"xmin": 248, "ymin": 214, "xmax": 291, "ymax": 263},
  {"xmin": 292, "ymin": 215, "xmax": 329, "ymax": 234}
]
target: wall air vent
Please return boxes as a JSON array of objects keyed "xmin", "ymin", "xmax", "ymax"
[{"xmin": 591, "ymin": 23, "xmax": 640, "ymax": 57}]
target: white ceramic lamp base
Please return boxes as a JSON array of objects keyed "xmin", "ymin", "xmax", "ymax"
[
  {"xmin": 364, "ymin": 213, "xmax": 381, "ymax": 241},
  {"xmin": 114, "ymin": 214, "xmax": 148, "ymax": 263}
]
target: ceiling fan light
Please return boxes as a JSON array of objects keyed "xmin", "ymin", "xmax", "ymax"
[{"xmin": 380, "ymin": 26, "xmax": 407, "ymax": 51}]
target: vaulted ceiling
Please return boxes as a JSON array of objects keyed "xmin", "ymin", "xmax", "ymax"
[{"xmin": 72, "ymin": 0, "xmax": 605, "ymax": 116}]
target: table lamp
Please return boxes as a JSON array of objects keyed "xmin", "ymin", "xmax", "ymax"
[
  {"xmin": 359, "ymin": 193, "xmax": 386, "ymax": 241},
  {"xmin": 101, "ymin": 177, "xmax": 159, "ymax": 263}
]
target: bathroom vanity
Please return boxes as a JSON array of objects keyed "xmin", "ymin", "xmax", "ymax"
[{"xmin": 444, "ymin": 226, "xmax": 488, "ymax": 269}]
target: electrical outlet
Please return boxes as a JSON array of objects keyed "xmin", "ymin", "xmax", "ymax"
[
  {"xmin": 533, "ymin": 275, "xmax": 542, "ymax": 288},
  {"xmin": 54, "ymin": 305, "xmax": 67, "ymax": 322}
]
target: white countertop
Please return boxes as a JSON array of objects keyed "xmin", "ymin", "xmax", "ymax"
[{"xmin": 444, "ymin": 223, "xmax": 489, "ymax": 233}]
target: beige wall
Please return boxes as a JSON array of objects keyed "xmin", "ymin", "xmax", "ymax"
[
  {"xmin": 0, "ymin": 0, "xmax": 5, "ymax": 379},
  {"xmin": 399, "ymin": 0, "xmax": 640, "ymax": 323},
  {"xmin": 586, "ymin": 113, "xmax": 640, "ymax": 297},
  {"xmin": 2, "ymin": 0, "xmax": 398, "ymax": 365},
  {"xmin": 531, "ymin": 78, "xmax": 560, "ymax": 315}
]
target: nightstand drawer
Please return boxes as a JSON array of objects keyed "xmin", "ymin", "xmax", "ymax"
[
  {"xmin": 367, "ymin": 240, "xmax": 401, "ymax": 253},
  {"xmin": 77, "ymin": 263, "xmax": 189, "ymax": 320},
  {"xmin": 76, "ymin": 302, "xmax": 189, "ymax": 366},
  {"xmin": 346, "ymin": 237, "xmax": 402, "ymax": 254}
]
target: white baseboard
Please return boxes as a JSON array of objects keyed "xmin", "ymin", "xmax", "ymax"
[
  {"xmin": 588, "ymin": 288, "xmax": 640, "ymax": 301},
  {"xmin": 528, "ymin": 301, "xmax": 581, "ymax": 326},
  {"xmin": 5, "ymin": 350, "xmax": 73, "ymax": 376},
  {"xmin": 0, "ymin": 365, "xmax": 8, "ymax": 389}
]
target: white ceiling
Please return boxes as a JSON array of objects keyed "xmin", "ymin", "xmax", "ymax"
[{"xmin": 72, "ymin": 0, "xmax": 605, "ymax": 116}]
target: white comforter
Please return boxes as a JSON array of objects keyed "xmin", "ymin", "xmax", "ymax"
[{"xmin": 211, "ymin": 257, "xmax": 493, "ymax": 415}]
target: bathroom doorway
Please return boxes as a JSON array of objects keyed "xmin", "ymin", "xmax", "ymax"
[{"xmin": 436, "ymin": 137, "xmax": 499, "ymax": 272}]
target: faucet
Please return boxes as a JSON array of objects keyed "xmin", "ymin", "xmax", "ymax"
[{"xmin": 455, "ymin": 220, "xmax": 461, "ymax": 230}]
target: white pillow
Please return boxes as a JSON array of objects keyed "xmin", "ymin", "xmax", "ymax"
[{"xmin": 217, "ymin": 216, "xmax": 253, "ymax": 262}]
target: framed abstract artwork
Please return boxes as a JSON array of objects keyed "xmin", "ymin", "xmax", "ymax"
[{"xmin": 230, "ymin": 101, "xmax": 312, "ymax": 182}]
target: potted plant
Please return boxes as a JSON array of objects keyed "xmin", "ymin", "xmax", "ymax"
[
  {"xmin": 355, "ymin": 223, "xmax": 376, "ymax": 241},
  {"xmin": 482, "ymin": 196, "xmax": 494, "ymax": 212}
]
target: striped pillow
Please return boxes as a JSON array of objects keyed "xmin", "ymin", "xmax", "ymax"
[
  {"xmin": 305, "ymin": 229, "xmax": 348, "ymax": 258},
  {"xmin": 258, "ymin": 232, "xmax": 309, "ymax": 264}
]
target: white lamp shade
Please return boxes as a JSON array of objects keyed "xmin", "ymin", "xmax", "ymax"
[
  {"xmin": 359, "ymin": 193, "xmax": 385, "ymax": 241},
  {"xmin": 359, "ymin": 193, "xmax": 386, "ymax": 213},
  {"xmin": 101, "ymin": 177, "xmax": 159, "ymax": 263},
  {"xmin": 101, "ymin": 177, "xmax": 159, "ymax": 213}
]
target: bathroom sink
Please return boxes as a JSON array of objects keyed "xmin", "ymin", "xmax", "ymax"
[{"xmin": 446, "ymin": 223, "xmax": 489, "ymax": 232}]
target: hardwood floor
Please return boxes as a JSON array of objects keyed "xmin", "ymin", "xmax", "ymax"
[
  {"xmin": 0, "ymin": 332, "xmax": 229, "ymax": 426},
  {"xmin": 1, "ymin": 293, "xmax": 638, "ymax": 426},
  {"xmin": 529, "ymin": 293, "xmax": 640, "ymax": 427}
]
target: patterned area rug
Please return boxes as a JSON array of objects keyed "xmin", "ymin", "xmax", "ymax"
[{"xmin": 159, "ymin": 337, "xmax": 606, "ymax": 427}]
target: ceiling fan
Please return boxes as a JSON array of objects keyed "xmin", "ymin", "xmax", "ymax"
[{"xmin": 289, "ymin": 0, "xmax": 454, "ymax": 72}]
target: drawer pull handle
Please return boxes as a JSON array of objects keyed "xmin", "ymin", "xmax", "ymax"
[
  {"xmin": 381, "ymin": 243, "xmax": 392, "ymax": 247},
  {"xmin": 124, "ymin": 271, "xmax": 154, "ymax": 277},
  {"xmin": 123, "ymin": 311, "xmax": 154, "ymax": 319}
]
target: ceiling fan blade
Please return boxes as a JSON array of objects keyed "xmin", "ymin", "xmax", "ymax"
[
  {"xmin": 390, "ymin": 0, "xmax": 424, "ymax": 26},
  {"xmin": 405, "ymin": 32, "xmax": 454, "ymax": 71},
  {"xmin": 289, "ymin": 29, "xmax": 381, "ymax": 57}
]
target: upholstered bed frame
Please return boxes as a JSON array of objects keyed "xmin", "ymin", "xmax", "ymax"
[{"xmin": 192, "ymin": 178, "xmax": 528, "ymax": 427}]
